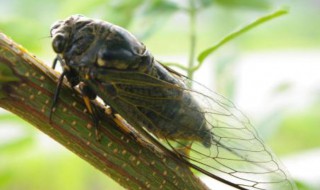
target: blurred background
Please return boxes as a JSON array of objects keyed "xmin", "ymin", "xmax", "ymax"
[{"xmin": 0, "ymin": 0, "xmax": 319, "ymax": 189}]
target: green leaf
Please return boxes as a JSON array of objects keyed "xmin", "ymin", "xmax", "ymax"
[
  {"xmin": 103, "ymin": 0, "xmax": 145, "ymax": 27},
  {"xmin": 143, "ymin": 0, "xmax": 179, "ymax": 15},
  {"xmin": 132, "ymin": 0, "xmax": 180, "ymax": 39},
  {"xmin": 195, "ymin": 8, "xmax": 288, "ymax": 70},
  {"xmin": 60, "ymin": 0, "xmax": 109, "ymax": 14},
  {"xmin": 198, "ymin": 0, "xmax": 214, "ymax": 7},
  {"xmin": 214, "ymin": 0, "xmax": 271, "ymax": 10},
  {"xmin": 294, "ymin": 180, "xmax": 316, "ymax": 190}
]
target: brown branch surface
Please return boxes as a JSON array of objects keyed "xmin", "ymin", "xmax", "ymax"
[{"xmin": 0, "ymin": 33, "xmax": 211, "ymax": 190}]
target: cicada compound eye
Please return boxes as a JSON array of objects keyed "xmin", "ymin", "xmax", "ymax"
[{"xmin": 52, "ymin": 34, "xmax": 67, "ymax": 53}]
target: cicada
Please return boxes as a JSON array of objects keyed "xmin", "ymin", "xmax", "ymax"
[{"xmin": 50, "ymin": 15, "xmax": 296, "ymax": 190}]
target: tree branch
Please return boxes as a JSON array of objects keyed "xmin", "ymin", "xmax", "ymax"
[{"xmin": 0, "ymin": 33, "xmax": 210, "ymax": 190}]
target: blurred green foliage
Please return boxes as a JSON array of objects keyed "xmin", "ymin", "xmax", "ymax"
[
  {"xmin": 1, "ymin": 0, "xmax": 320, "ymax": 190},
  {"xmin": 270, "ymin": 103, "xmax": 320, "ymax": 154}
]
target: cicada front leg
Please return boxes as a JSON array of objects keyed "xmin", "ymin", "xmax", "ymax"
[
  {"xmin": 49, "ymin": 69, "xmax": 67, "ymax": 122},
  {"xmin": 50, "ymin": 57, "xmax": 102, "ymax": 140},
  {"xmin": 78, "ymin": 83, "xmax": 103, "ymax": 141},
  {"xmin": 49, "ymin": 56, "xmax": 80, "ymax": 123}
]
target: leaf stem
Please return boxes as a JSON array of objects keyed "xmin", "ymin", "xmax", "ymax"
[{"xmin": 187, "ymin": 0, "xmax": 197, "ymax": 83}]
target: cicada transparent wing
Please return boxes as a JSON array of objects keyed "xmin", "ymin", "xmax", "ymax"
[
  {"xmin": 85, "ymin": 67, "xmax": 297, "ymax": 190},
  {"xmin": 175, "ymin": 78, "xmax": 296, "ymax": 190}
]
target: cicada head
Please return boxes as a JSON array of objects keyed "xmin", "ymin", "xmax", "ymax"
[{"xmin": 50, "ymin": 15, "xmax": 151, "ymax": 72}]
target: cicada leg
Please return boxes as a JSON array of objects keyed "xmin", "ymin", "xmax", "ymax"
[
  {"xmin": 78, "ymin": 83, "xmax": 102, "ymax": 141},
  {"xmin": 105, "ymin": 108, "xmax": 136, "ymax": 136},
  {"xmin": 49, "ymin": 70, "xmax": 67, "ymax": 122},
  {"xmin": 52, "ymin": 56, "xmax": 58, "ymax": 69},
  {"xmin": 113, "ymin": 114, "xmax": 134, "ymax": 134},
  {"xmin": 104, "ymin": 107, "xmax": 149, "ymax": 145},
  {"xmin": 50, "ymin": 56, "xmax": 80, "ymax": 123},
  {"xmin": 175, "ymin": 141, "xmax": 193, "ymax": 158}
]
